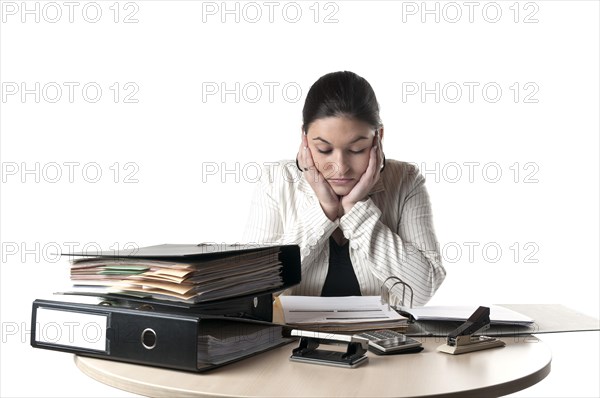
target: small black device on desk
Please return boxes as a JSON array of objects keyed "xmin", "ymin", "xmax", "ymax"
[
  {"xmin": 356, "ymin": 330, "xmax": 423, "ymax": 355},
  {"xmin": 289, "ymin": 330, "xmax": 369, "ymax": 368}
]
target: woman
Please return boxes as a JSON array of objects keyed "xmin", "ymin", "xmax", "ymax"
[{"xmin": 243, "ymin": 71, "xmax": 445, "ymax": 306}]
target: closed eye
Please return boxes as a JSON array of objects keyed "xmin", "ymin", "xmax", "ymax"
[{"xmin": 318, "ymin": 149, "xmax": 367, "ymax": 155}]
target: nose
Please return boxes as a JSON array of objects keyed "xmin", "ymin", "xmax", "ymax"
[{"xmin": 330, "ymin": 151, "xmax": 350, "ymax": 176}]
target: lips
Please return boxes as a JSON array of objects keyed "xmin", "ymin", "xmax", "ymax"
[{"xmin": 328, "ymin": 178, "xmax": 355, "ymax": 185}]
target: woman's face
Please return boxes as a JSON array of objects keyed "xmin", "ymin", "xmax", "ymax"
[{"xmin": 305, "ymin": 116, "xmax": 378, "ymax": 196}]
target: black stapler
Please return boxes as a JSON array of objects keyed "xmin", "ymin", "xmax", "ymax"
[{"xmin": 437, "ymin": 306, "xmax": 505, "ymax": 355}]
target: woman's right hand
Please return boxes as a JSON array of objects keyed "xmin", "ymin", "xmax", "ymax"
[{"xmin": 297, "ymin": 133, "xmax": 340, "ymax": 221}]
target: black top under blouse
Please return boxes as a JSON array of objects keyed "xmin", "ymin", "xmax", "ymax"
[{"xmin": 321, "ymin": 236, "xmax": 362, "ymax": 297}]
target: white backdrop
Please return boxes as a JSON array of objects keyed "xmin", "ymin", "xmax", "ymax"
[{"xmin": 1, "ymin": 1, "xmax": 598, "ymax": 396}]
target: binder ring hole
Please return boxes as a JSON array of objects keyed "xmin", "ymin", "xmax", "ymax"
[{"xmin": 141, "ymin": 328, "xmax": 157, "ymax": 350}]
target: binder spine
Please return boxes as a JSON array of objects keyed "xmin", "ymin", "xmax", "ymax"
[
  {"xmin": 31, "ymin": 300, "xmax": 200, "ymax": 371},
  {"xmin": 107, "ymin": 311, "xmax": 199, "ymax": 370},
  {"xmin": 280, "ymin": 245, "xmax": 301, "ymax": 289}
]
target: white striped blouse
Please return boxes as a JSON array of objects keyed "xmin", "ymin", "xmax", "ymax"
[{"xmin": 242, "ymin": 159, "xmax": 446, "ymax": 306}]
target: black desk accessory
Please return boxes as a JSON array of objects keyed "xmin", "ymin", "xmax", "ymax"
[
  {"xmin": 289, "ymin": 330, "xmax": 369, "ymax": 368},
  {"xmin": 437, "ymin": 306, "xmax": 505, "ymax": 354}
]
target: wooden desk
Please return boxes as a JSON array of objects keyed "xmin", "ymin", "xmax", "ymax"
[{"xmin": 75, "ymin": 334, "xmax": 551, "ymax": 398}]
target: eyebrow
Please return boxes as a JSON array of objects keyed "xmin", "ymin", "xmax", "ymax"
[{"xmin": 312, "ymin": 136, "xmax": 369, "ymax": 145}]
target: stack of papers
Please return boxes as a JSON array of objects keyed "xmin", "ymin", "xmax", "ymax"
[
  {"xmin": 197, "ymin": 319, "xmax": 286, "ymax": 367},
  {"xmin": 70, "ymin": 247, "xmax": 283, "ymax": 303},
  {"xmin": 280, "ymin": 296, "xmax": 408, "ymax": 332}
]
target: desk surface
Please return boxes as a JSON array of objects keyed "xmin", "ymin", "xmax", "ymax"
[{"xmin": 75, "ymin": 334, "xmax": 551, "ymax": 398}]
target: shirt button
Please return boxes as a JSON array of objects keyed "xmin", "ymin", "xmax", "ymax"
[
  {"xmin": 350, "ymin": 241, "xmax": 359, "ymax": 250},
  {"xmin": 308, "ymin": 237, "xmax": 317, "ymax": 246},
  {"xmin": 319, "ymin": 227, "xmax": 325, "ymax": 236},
  {"xmin": 301, "ymin": 247, "xmax": 310, "ymax": 257}
]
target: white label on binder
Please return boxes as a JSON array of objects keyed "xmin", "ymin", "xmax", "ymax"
[{"xmin": 35, "ymin": 307, "xmax": 108, "ymax": 352}]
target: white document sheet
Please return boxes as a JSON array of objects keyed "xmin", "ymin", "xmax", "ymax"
[{"xmin": 280, "ymin": 295, "xmax": 406, "ymax": 324}]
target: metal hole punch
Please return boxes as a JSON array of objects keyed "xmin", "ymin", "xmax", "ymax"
[{"xmin": 289, "ymin": 330, "xmax": 369, "ymax": 368}]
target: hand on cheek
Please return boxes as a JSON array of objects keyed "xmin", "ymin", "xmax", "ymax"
[
  {"xmin": 340, "ymin": 132, "xmax": 382, "ymax": 215},
  {"xmin": 297, "ymin": 133, "xmax": 341, "ymax": 221}
]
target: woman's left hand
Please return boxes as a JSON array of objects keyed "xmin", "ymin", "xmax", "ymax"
[{"xmin": 340, "ymin": 131, "xmax": 383, "ymax": 215}]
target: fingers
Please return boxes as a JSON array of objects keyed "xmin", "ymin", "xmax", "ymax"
[
  {"xmin": 297, "ymin": 134, "xmax": 310, "ymax": 172},
  {"xmin": 368, "ymin": 145, "xmax": 379, "ymax": 181},
  {"xmin": 302, "ymin": 134, "xmax": 315, "ymax": 170},
  {"xmin": 300, "ymin": 135, "xmax": 324, "ymax": 185},
  {"xmin": 375, "ymin": 129, "xmax": 384, "ymax": 172}
]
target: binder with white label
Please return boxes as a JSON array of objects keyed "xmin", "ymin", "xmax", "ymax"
[{"xmin": 31, "ymin": 299, "xmax": 293, "ymax": 372}]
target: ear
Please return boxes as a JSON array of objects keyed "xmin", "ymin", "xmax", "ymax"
[{"xmin": 378, "ymin": 126, "xmax": 384, "ymax": 141}]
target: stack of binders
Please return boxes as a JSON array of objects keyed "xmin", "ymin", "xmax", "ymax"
[{"xmin": 31, "ymin": 243, "xmax": 301, "ymax": 372}]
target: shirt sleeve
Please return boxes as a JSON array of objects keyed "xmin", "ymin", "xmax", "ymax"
[
  {"xmin": 338, "ymin": 168, "xmax": 446, "ymax": 306},
  {"xmin": 242, "ymin": 162, "xmax": 338, "ymax": 287},
  {"xmin": 241, "ymin": 164, "xmax": 284, "ymax": 246}
]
